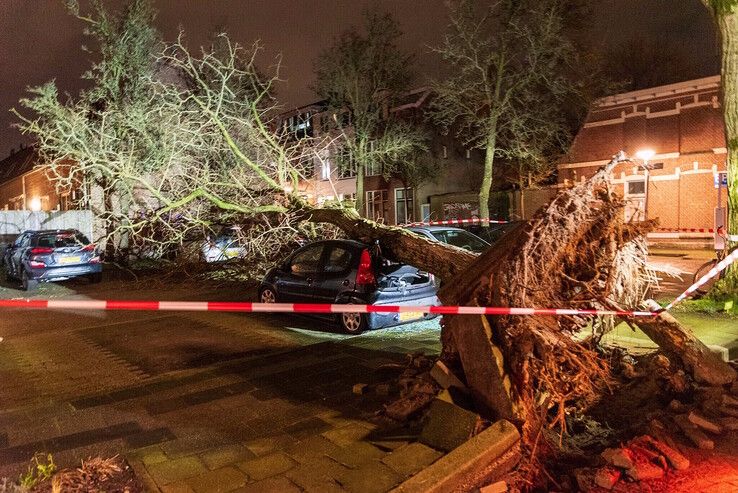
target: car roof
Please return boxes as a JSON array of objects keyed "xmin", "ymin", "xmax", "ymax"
[
  {"xmin": 22, "ymin": 229, "xmax": 80, "ymax": 235},
  {"xmin": 300, "ymin": 239, "xmax": 369, "ymax": 250}
]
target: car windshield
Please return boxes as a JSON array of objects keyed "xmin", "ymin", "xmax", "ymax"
[
  {"xmin": 35, "ymin": 233, "xmax": 90, "ymax": 249},
  {"xmin": 430, "ymin": 230, "xmax": 488, "ymax": 253}
]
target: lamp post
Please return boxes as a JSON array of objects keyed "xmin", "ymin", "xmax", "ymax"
[{"xmin": 635, "ymin": 149, "xmax": 655, "ymax": 221}]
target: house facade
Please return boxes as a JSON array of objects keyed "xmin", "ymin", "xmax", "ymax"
[
  {"xmin": 277, "ymin": 88, "xmax": 485, "ymax": 226},
  {"xmin": 0, "ymin": 146, "xmax": 76, "ymax": 212},
  {"xmin": 558, "ymin": 76, "xmax": 728, "ymax": 243}
]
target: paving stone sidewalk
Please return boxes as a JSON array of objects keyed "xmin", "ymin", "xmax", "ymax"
[{"xmin": 0, "ymin": 335, "xmax": 443, "ymax": 493}]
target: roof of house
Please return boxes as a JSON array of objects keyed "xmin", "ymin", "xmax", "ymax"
[
  {"xmin": 0, "ymin": 146, "xmax": 37, "ymax": 185},
  {"xmin": 595, "ymin": 75, "xmax": 721, "ymax": 108}
]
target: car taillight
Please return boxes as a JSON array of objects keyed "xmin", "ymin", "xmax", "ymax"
[
  {"xmin": 30, "ymin": 247, "xmax": 53, "ymax": 255},
  {"xmin": 89, "ymin": 256, "xmax": 101, "ymax": 264},
  {"xmin": 29, "ymin": 260, "xmax": 46, "ymax": 268},
  {"xmin": 82, "ymin": 244, "xmax": 95, "ymax": 251},
  {"xmin": 355, "ymin": 249, "xmax": 376, "ymax": 286}
]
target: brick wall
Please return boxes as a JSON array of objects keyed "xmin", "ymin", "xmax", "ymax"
[{"xmin": 559, "ymin": 77, "xmax": 728, "ymax": 234}]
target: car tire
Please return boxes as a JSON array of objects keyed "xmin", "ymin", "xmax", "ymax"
[
  {"xmin": 259, "ymin": 286, "xmax": 278, "ymax": 304},
  {"xmin": 88, "ymin": 272, "xmax": 103, "ymax": 284},
  {"xmin": 21, "ymin": 270, "xmax": 38, "ymax": 291},
  {"xmin": 339, "ymin": 312, "xmax": 367, "ymax": 335}
]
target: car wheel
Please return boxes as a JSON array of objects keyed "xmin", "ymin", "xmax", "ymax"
[
  {"xmin": 339, "ymin": 312, "xmax": 367, "ymax": 335},
  {"xmin": 21, "ymin": 270, "xmax": 38, "ymax": 291},
  {"xmin": 259, "ymin": 287, "xmax": 277, "ymax": 304},
  {"xmin": 88, "ymin": 272, "xmax": 103, "ymax": 284}
]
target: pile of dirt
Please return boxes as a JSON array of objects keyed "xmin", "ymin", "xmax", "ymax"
[
  {"xmin": 378, "ymin": 352, "xmax": 440, "ymax": 422},
  {"xmin": 35, "ymin": 456, "xmax": 142, "ymax": 493}
]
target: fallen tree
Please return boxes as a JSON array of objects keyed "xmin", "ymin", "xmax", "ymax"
[{"xmin": 17, "ymin": 21, "xmax": 736, "ymax": 477}]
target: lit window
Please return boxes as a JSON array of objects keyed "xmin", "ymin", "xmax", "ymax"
[
  {"xmin": 321, "ymin": 161, "xmax": 331, "ymax": 181},
  {"xmin": 442, "ymin": 146, "xmax": 448, "ymax": 159}
]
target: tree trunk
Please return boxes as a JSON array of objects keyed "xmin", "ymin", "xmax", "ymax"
[
  {"xmin": 300, "ymin": 154, "xmax": 734, "ymax": 447},
  {"xmin": 479, "ymin": 126, "xmax": 498, "ymax": 227},
  {"xmin": 303, "ymin": 205, "xmax": 476, "ymax": 282},
  {"xmin": 635, "ymin": 300, "xmax": 736, "ymax": 385},
  {"xmin": 355, "ymin": 162, "xmax": 365, "ymax": 217},
  {"xmin": 718, "ymin": 9, "xmax": 738, "ymax": 284}
]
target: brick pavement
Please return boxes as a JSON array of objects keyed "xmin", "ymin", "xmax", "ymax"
[{"xmin": 0, "ymin": 287, "xmax": 442, "ymax": 493}]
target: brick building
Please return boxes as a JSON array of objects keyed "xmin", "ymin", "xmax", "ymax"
[
  {"xmin": 558, "ymin": 76, "xmax": 728, "ymax": 243},
  {"xmin": 0, "ymin": 146, "xmax": 75, "ymax": 211},
  {"xmin": 277, "ymin": 88, "xmax": 485, "ymax": 225}
]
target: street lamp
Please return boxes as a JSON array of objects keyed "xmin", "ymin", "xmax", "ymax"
[
  {"xmin": 635, "ymin": 149, "xmax": 655, "ymax": 164},
  {"xmin": 29, "ymin": 197, "xmax": 42, "ymax": 212},
  {"xmin": 635, "ymin": 149, "xmax": 655, "ymax": 220}
]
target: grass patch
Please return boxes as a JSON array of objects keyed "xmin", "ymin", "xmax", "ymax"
[
  {"xmin": 669, "ymin": 297, "xmax": 738, "ymax": 316},
  {"xmin": 18, "ymin": 453, "xmax": 56, "ymax": 490}
]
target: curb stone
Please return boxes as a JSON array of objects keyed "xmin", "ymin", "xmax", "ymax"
[{"xmin": 390, "ymin": 420, "xmax": 520, "ymax": 493}]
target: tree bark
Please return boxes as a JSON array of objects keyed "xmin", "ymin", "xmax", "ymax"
[
  {"xmin": 479, "ymin": 125, "xmax": 498, "ymax": 227},
  {"xmin": 355, "ymin": 162, "xmax": 365, "ymax": 217},
  {"xmin": 635, "ymin": 300, "xmax": 736, "ymax": 385},
  {"xmin": 718, "ymin": 9, "xmax": 738, "ymax": 283},
  {"xmin": 703, "ymin": 0, "xmax": 738, "ymax": 283}
]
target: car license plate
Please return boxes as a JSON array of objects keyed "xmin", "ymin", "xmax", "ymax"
[
  {"xmin": 60, "ymin": 256, "xmax": 81, "ymax": 264},
  {"xmin": 399, "ymin": 311, "xmax": 423, "ymax": 322}
]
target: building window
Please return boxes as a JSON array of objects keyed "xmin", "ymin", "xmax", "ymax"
[
  {"xmin": 321, "ymin": 160, "xmax": 331, "ymax": 181},
  {"xmin": 395, "ymin": 187, "xmax": 414, "ymax": 225},
  {"xmin": 420, "ymin": 203, "xmax": 431, "ymax": 221},
  {"xmin": 336, "ymin": 148, "xmax": 356, "ymax": 179},
  {"xmin": 60, "ymin": 192, "xmax": 72, "ymax": 211},
  {"xmin": 365, "ymin": 141, "xmax": 382, "ymax": 176},
  {"xmin": 442, "ymin": 146, "xmax": 448, "ymax": 159},
  {"xmin": 627, "ymin": 180, "xmax": 646, "ymax": 195},
  {"xmin": 465, "ymin": 149, "xmax": 471, "ymax": 159},
  {"xmin": 366, "ymin": 190, "xmax": 388, "ymax": 222},
  {"xmin": 283, "ymin": 111, "xmax": 313, "ymax": 139}
]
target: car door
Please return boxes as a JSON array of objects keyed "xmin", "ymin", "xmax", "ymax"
[
  {"xmin": 7, "ymin": 234, "xmax": 28, "ymax": 277},
  {"xmin": 312, "ymin": 243, "xmax": 357, "ymax": 304},
  {"xmin": 276, "ymin": 243, "xmax": 325, "ymax": 302}
]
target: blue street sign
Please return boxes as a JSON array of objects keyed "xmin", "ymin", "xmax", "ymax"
[{"xmin": 715, "ymin": 171, "xmax": 728, "ymax": 188}]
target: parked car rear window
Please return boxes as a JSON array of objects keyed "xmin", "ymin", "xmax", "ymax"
[
  {"xmin": 34, "ymin": 233, "xmax": 90, "ymax": 249},
  {"xmin": 324, "ymin": 246, "xmax": 353, "ymax": 273}
]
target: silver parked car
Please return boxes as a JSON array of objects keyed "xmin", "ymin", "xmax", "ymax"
[
  {"xmin": 2, "ymin": 229, "xmax": 102, "ymax": 291},
  {"xmin": 407, "ymin": 226, "xmax": 490, "ymax": 253}
]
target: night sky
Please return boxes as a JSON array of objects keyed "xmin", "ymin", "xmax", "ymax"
[{"xmin": 0, "ymin": 0, "xmax": 718, "ymax": 156}]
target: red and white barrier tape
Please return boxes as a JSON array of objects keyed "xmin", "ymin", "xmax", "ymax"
[
  {"xmin": 404, "ymin": 218, "xmax": 509, "ymax": 227},
  {"xmin": 664, "ymin": 247, "xmax": 738, "ymax": 311},
  {"xmin": 0, "ymin": 298, "xmax": 656, "ymax": 317},
  {"xmin": 653, "ymin": 228, "xmax": 715, "ymax": 234},
  {"xmin": 1, "ymin": 246, "xmax": 734, "ymax": 318}
]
